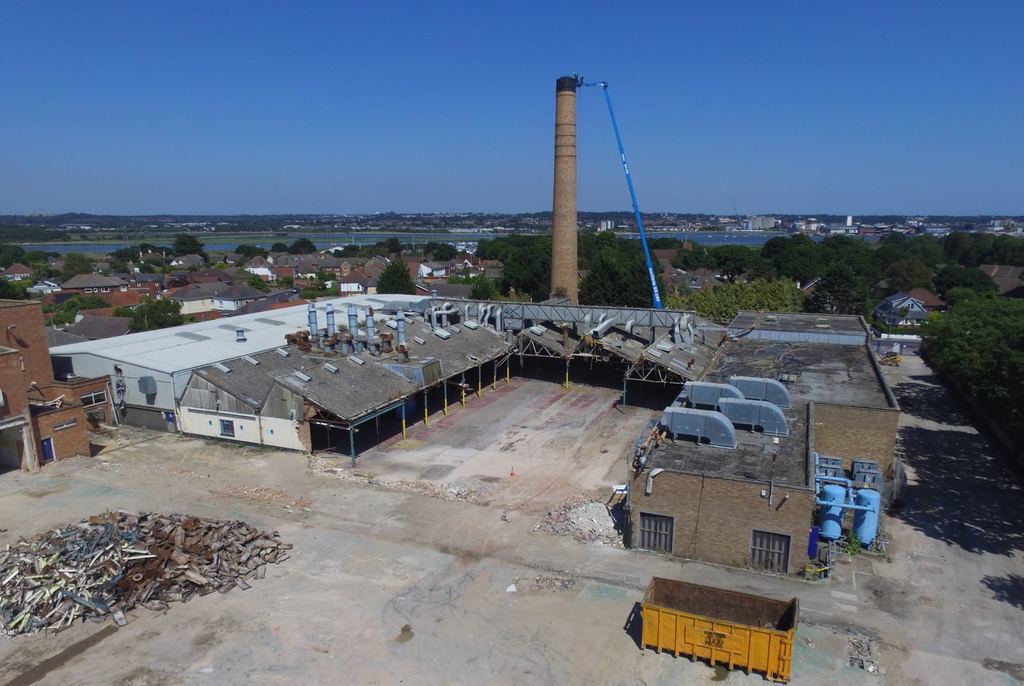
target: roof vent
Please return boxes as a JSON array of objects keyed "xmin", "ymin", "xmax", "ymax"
[
  {"xmin": 656, "ymin": 341, "xmax": 674, "ymax": 352},
  {"xmin": 275, "ymin": 348, "xmax": 290, "ymax": 357},
  {"xmin": 464, "ymin": 320, "xmax": 479, "ymax": 330},
  {"xmin": 717, "ymin": 398, "xmax": 790, "ymax": 437},
  {"xmin": 659, "ymin": 407, "xmax": 738, "ymax": 449},
  {"xmin": 242, "ymin": 355, "xmax": 260, "ymax": 366},
  {"xmin": 729, "ymin": 376, "xmax": 791, "ymax": 408},
  {"xmin": 647, "ymin": 349, "xmax": 663, "ymax": 358},
  {"xmin": 323, "ymin": 363, "xmax": 339, "ymax": 374},
  {"xmin": 528, "ymin": 325, "xmax": 546, "ymax": 336},
  {"xmin": 348, "ymin": 355, "xmax": 365, "ymax": 366},
  {"xmin": 450, "ymin": 325, "xmax": 461, "ymax": 333},
  {"xmin": 213, "ymin": 362, "xmax": 231, "ymax": 373},
  {"xmin": 434, "ymin": 329, "xmax": 451, "ymax": 340},
  {"xmin": 412, "ymin": 336, "xmax": 426, "ymax": 345},
  {"xmin": 235, "ymin": 328, "xmax": 247, "ymax": 342},
  {"xmin": 814, "ymin": 323, "xmax": 831, "ymax": 329},
  {"xmin": 385, "ymin": 319, "xmax": 399, "ymax": 330},
  {"xmin": 293, "ymin": 370, "xmax": 312, "ymax": 382},
  {"xmin": 468, "ymin": 354, "xmax": 480, "ymax": 362}
]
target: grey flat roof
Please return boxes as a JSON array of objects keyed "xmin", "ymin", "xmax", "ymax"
[
  {"xmin": 728, "ymin": 311, "xmax": 868, "ymax": 336},
  {"xmin": 704, "ymin": 339, "xmax": 892, "ymax": 409}
]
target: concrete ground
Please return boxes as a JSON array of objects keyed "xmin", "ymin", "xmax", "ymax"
[{"xmin": 0, "ymin": 366, "xmax": 1022, "ymax": 685}]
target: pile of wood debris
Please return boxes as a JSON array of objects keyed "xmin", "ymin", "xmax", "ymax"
[{"xmin": 0, "ymin": 511, "xmax": 289, "ymax": 636}]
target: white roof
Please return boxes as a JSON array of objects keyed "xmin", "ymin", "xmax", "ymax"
[{"xmin": 49, "ymin": 294, "xmax": 432, "ymax": 375}]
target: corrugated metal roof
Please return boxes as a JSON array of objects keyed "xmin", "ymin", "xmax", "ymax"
[{"xmin": 49, "ymin": 294, "xmax": 434, "ymax": 374}]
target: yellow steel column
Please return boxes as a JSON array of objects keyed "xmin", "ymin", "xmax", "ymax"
[
  {"xmin": 505, "ymin": 359, "xmax": 510, "ymax": 383},
  {"xmin": 492, "ymin": 361, "xmax": 497, "ymax": 390},
  {"xmin": 477, "ymin": 365, "xmax": 482, "ymax": 397},
  {"xmin": 401, "ymin": 402, "xmax": 407, "ymax": 439},
  {"xmin": 423, "ymin": 390, "xmax": 428, "ymax": 427},
  {"xmin": 443, "ymin": 382, "xmax": 449, "ymax": 416}
]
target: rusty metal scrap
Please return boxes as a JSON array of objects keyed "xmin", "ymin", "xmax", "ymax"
[{"xmin": 0, "ymin": 512, "xmax": 290, "ymax": 636}]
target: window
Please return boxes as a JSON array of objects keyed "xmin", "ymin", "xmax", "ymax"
[
  {"xmin": 638, "ymin": 513, "xmax": 674, "ymax": 553},
  {"xmin": 750, "ymin": 530, "xmax": 791, "ymax": 573},
  {"xmin": 219, "ymin": 420, "xmax": 235, "ymax": 437},
  {"xmin": 53, "ymin": 420, "xmax": 78, "ymax": 431},
  {"xmin": 81, "ymin": 391, "xmax": 106, "ymax": 406}
]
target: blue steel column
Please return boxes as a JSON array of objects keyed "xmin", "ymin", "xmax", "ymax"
[{"xmin": 349, "ymin": 428, "xmax": 356, "ymax": 467}]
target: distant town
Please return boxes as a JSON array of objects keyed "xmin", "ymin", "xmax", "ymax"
[{"xmin": 1, "ymin": 211, "xmax": 1021, "ymax": 245}]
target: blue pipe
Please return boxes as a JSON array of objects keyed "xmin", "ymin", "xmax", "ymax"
[
  {"xmin": 583, "ymin": 79, "xmax": 663, "ymax": 309},
  {"xmin": 815, "ymin": 498, "xmax": 876, "ymax": 513}
]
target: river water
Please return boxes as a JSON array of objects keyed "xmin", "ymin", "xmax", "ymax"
[{"xmin": 19, "ymin": 230, "xmax": 809, "ymax": 255}]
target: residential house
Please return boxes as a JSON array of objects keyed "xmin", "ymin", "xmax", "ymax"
[
  {"xmin": 245, "ymin": 257, "xmax": 274, "ymax": 281},
  {"xmin": 874, "ymin": 292, "xmax": 929, "ymax": 327},
  {"xmin": 61, "ymin": 274, "xmax": 128, "ymax": 295},
  {"xmin": 211, "ymin": 284, "xmax": 268, "ymax": 312},
  {"xmin": 979, "ymin": 264, "xmax": 1024, "ymax": 297},
  {"xmin": 906, "ymin": 287, "xmax": 946, "ymax": 312},
  {"xmin": 416, "ymin": 283, "xmax": 473, "ymax": 299},
  {"xmin": 170, "ymin": 254, "xmax": 205, "ymax": 269},
  {"xmin": 2, "ymin": 263, "xmax": 33, "ymax": 281},
  {"xmin": 680, "ymin": 267, "xmax": 724, "ymax": 292},
  {"xmin": 26, "ymin": 279, "xmax": 62, "ymax": 296},
  {"xmin": 67, "ymin": 315, "xmax": 133, "ymax": 340},
  {"xmin": 188, "ymin": 268, "xmax": 234, "ymax": 285}
]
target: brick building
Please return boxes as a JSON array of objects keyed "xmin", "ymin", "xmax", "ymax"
[
  {"xmin": 627, "ymin": 312, "xmax": 900, "ymax": 575},
  {"xmin": 0, "ymin": 300, "xmax": 114, "ymax": 472}
]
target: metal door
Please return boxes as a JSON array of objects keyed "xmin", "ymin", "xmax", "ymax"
[
  {"xmin": 751, "ymin": 530, "xmax": 790, "ymax": 573},
  {"xmin": 41, "ymin": 438, "xmax": 54, "ymax": 463},
  {"xmin": 638, "ymin": 513, "xmax": 674, "ymax": 553}
]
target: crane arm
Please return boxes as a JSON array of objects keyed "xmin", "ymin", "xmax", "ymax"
[{"xmin": 582, "ymin": 78, "xmax": 663, "ymax": 309}]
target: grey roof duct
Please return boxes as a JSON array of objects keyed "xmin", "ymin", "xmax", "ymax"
[
  {"xmin": 683, "ymin": 381, "xmax": 744, "ymax": 408},
  {"xmin": 729, "ymin": 375, "xmax": 791, "ymax": 408},
  {"xmin": 717, "ymin": 398, "xmax": 790, "ymax": 436},
  {"xmin": 659, "ymin": 407, "xmax": 738, "ymax": 449}
]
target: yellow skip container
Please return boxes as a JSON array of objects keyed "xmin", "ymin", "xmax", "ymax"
[{"xmin": 641, "ymin": 577, "xmax": 798, "ymax": 682}]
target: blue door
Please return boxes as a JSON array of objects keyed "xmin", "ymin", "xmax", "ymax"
[{"xmin": 41, "ymin": 438, "xmax": 54, "ymax": 462}]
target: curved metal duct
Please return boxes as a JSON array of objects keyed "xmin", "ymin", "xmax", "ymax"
[
  {"xmin": 729, "ymin": 375, "xmax": 791, "ymax": 408},
  {"xmin": 717, "ymin": 398, "xmax": 789, "ymax": 437},
  {"xmin": 683, "ymin": 381, "xmax": 744, "ymax": 408},
  {"xmin": 659, "ymin": 407, "xmax": 737, "ymax": 449}
]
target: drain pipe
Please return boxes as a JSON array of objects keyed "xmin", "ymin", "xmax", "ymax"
[
  {"xmin": 645, "ymin": 468, "xmax": 665, "ymax": 495},
  {"xmin": 365, "ymin": 307, "xmax": 376, "ymax": 352}
]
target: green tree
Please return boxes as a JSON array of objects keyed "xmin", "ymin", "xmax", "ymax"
[
  {"xmin": 376, "ymin": 260, "xmax": 417, "ymax": 294},
  {"xmin": 45, "ymin": 295, "xmax": 108, "ymax": 326},
  {"xmin": 385, "ymin": 237, "xmax": 403, "ymax": 255},
  {"xmin": 247, "ymin": 273, "xmax": 270, "ymax": 292},
  {"xmin": 61, "ymin": 253, "xmax": 94, "ymax": 280},
  {"xmin": 805, "ymin": 264, "xmax": 865, "ymax": 314},
  {"xmin": 920, "ymin": 298, "xmax": 1024, "ymax": 442},
  {"xmin": 124, "ymin": 299, "xmax": 184, "ymax": 332},
  {"xmin": 288, "ymin": 238, "xmax": 317, "ymax": 254},
  {"xmin": 271, "ymin": 242, "xmax": 290, "ymax": 253},
  {"xmin": 424, "ymin": 242, "xmax": 457, "ymax": 261},
  {"xmin": 884, "ymin": 258, "xmax": 933, "ymax": 293},
  {"xmin": 469, "ymin": 276, "xmax": 499, "ymax": 300},
  {"xmin": 236, "ymin": 244, "xmax": 268, "ymax": 260},
  {"xmin": 933, "ymin": 265, "xmax": 998, "ymax": 298},
  {"xmin": 172, "ymin": 233, "xmax": 206, "ymax": 257},
  {"xmin": 707, "ymin": 245, "xmax": 761, "ymax": 282},
  {"xmin": 0, "ymin": 279, "xmax": 27, "ymax": 300},
  {"xmin": 761, "ymin": 235, "xmax": 821, "ymax": 285},
  {"xmin": 943, "ymin": 286, "xmax": 989, "ymax": 307},
  {"xmin": 666, "ymin": 279, "xmax": 804, "ymax": 322},
  {"xmin": 0, "ymin": 244, "xmax": 26, "ymax": 268},
  {"xmin": 579, "ymin": 247, "xmax": 663, "ymax": 308}
]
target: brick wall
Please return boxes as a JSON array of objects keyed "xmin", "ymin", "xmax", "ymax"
[
  {"xmin": 629, "ymin": 469, "xmax": 815, "ymax": 575},
  {"xmin": 32, "ymin": 405, "xmax": 91, "ymax": 460},
  {"xmin": 811, "ymin": 402, "xmax": 899, "ymax": 476},
  {"xmin": 0, "ymin": 301, "xmax": 54, "ymax": 390},
  {"xmin": 0, "ymin": 350, "xmax": 29, "ymax": 419}
]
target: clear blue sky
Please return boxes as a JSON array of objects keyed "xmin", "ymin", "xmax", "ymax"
[{"xmin": 1, "ymin": 1, "xmax": 1021, "ymax": 215}]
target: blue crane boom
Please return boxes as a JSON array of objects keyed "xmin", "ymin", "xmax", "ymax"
[{"xmin": 581, "ymin": 77, "xmax": 663, "ymax": 309}]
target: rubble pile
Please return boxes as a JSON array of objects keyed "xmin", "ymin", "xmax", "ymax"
[
  {"xmin": 0, "ymin": 512, "xmax": 290, "ymax": 636},
  {"xmin": 508, "ymin": 575, "xmax": 579, "ymax": 593},
  {"xmin": 311, "ymin": 456, "xmax": 494, "ymax": 503},
  {"xmin": 534, "ymin": 499, "xmax": 623, "ymax": 547}
]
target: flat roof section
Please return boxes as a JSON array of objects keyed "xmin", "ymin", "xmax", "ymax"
[
  {"xmin": 49, "ymin": 294, "xmax": 434, "ymax": 375},
  {"xmin": 727, "ymin": 311, "xmax": 869, "ymax": 346},
  {"xmin": 705, "ymin": 339, "xmax": 893, "ymax": 409},
  {"xmin": 646, "ymin": 404, "xmax": 808, "ymax": 485}
]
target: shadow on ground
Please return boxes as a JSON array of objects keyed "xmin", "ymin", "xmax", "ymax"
[
  {"xmin": 891, "ymin": 376, "xmax": 972, "ymax": 426},
  {"xmin": 623, "ymin": 602, "xmax": 643, "ymax": 649},
  {"xmin": 894, "ymin": 426, "xmax": 1024, "ymax": 556},
  {"xmin": 980, "ymin": 573, "xmax": 1024, "ymax": 610}
]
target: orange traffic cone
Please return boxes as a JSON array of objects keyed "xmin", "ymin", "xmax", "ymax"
[{"xmin": 509, "ymin": 466, "xmax": 516, "ymax": 478}]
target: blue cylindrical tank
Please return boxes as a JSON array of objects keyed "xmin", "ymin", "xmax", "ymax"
[
  {"xmin": 818, "ymin": 483, "xmax": 846, "ymax": 540},
  {"xmin": 853, "ymin": 489, "xmax": 881, "ymax": 546}
]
